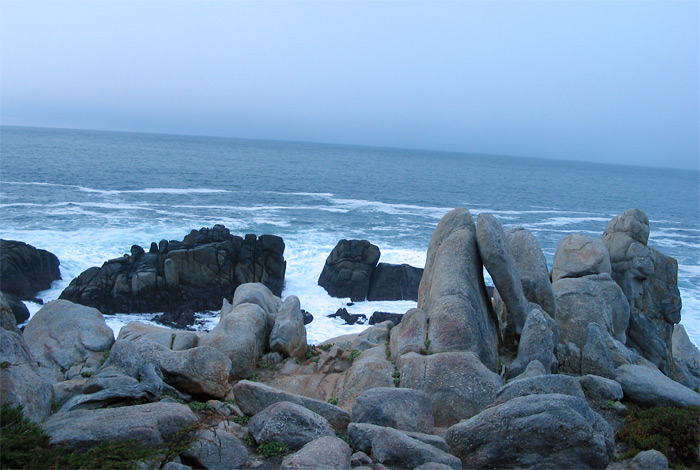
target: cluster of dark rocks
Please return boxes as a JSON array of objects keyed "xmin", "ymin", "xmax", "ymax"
[{"xmin": 2, "ymin": 208, "xmax": 699, "ymax": 470}]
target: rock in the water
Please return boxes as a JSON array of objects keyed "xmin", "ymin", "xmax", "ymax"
[
  {"xmin": 269, "ymin": 295, "xmax": 307, "ymax": 360},
  {"xmin": 398, "ymin": 351, "xmax": 502, "ymax": 427},
  {"xmin": 369, "ymin": 311, "xmax": 403, "ymax": 325},
  {"xmin": 581, "ymin": 322, "xmax": 616, "ymax": 379},
  {"xmin": 614, "ymin": 364, "xmax": 700, "ymax": 408},
  {"xmin": 280, "ymin": 436, "xmax": 352, "ymax": 470},
  {"xmin": 23, "ymin": 300, "xmax": 115, "ymax": 383},
  {"xmin": 418, "ymin": 208, "xmax": 498, "ymax": 370},
  {"xmin": 59, "ymin": 226, "xmax": 285, "ymax": 323},
  {"xmin": 0, "ymin": 327, "xmax": 54, "ymax": 422},
  {"xmin": 508, "ymin": 306, "xmax": 558, "ymax": 378},
  {"xmin": 367, "ymin": 262, "xmax": 423, "ymax": 301},
  {"xmin": 672, "ymin": 324, "xmax": 700, "ymax": 390},
  {"xmin": 551, "ymin": 233, "xmax": 611, "ymax": 282},
  {"xmin": 232, "ymin": 380, "xmax": 351, "ymax": 432},
  {"xmin": 318, "ymin": 239, "xmax": 380, "ymax": 301},
  {"xmin": 248, "ymin": 401, "xmax": 335, "ymax": 450},
  {"xmin": 0, "ymin": 239, "xmax": 61, "ymax": 300},
  {"xmin": 182, "ymin": 424, "xmax": 248, "ymax": 470},
  {"xmin": 476, "ymin": 213, "xmax": 531, "ymax": 336},
  {"xmin": 328, "ymin": 307, "xmax": 367, "ymax": 325},
  {"xmin": 445, "ymin": 393, "xmax": 614, "ymax": 469},
  {"xmin": 352, "ymin": 387, "xmax": 434, "ymax": 434},
  {"xmin": 41, "ymin": 401, "xmax": 196, "ymax": 452},
  {"xmin": 389, "ymin": 307, "xmax": 427, "ymax": 358}
]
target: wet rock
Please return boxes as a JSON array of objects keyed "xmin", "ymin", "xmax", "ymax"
[
  {"xmin": 367, "ymin": 263, "xmax": 423, "ymax": 301},
  {"xmin": 318, "ymin": 239, "xmax": 380, "ymax": 301},
  {"xmin": 0, "ymin": 239, "xmax": 61, "ymax": 300}
]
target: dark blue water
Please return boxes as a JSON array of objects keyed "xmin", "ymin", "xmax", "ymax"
[{"xmin": 2, "ymin": 125, "xmax": 698, "ymax": 343}]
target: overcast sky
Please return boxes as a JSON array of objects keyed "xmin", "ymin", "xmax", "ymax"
[{"xmin": 1, "ymin": 0, "xmax": 698, "ymax": 170}]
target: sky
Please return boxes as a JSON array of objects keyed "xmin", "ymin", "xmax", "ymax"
[{"xmin": 1, "ymin": 0, "xmax": 698, "ymax": 170}]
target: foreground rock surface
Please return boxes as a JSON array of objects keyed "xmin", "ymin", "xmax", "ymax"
[
  {"xmin": 247, "ymin": 401, "xmax": 335, "ymax": 450},
  {"xmin": 280, "ymin": 436, "xmax": 352, "ymax": 470},
  {"xmin": 614, "ymin": 364, "xmax": 700, "ymax": 408}
]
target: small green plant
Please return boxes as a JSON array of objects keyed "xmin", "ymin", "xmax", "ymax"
[
  {"xmin": 328, "ymin": 397, "xmax": 339, "ymax": 406},
  {"xmin": 243, "ymin": 432, "xmax": 256, "ymax": 447},
  {"xmin": 392, "ymin": 370, "xmax": 401, "ymax": 387},
  {"xmin": 335, "ymin": 432, "xmax": 351, "ymax": 446},
  {"xmin": 1, "ymin": 361, "xmax": 12, "ymax": 370},
  {"xmin": 294, "ymin": 358, "xmax": 301, "ymax": 365},
  {"xmin": 81, "ymin": 371, "xmax": 94, "ymax": 378},
  {"xmin": 420, "ymin": 339, "xmax": 431, "ymax": 355},
  {"xmin": 101, "ymin": 350, "xmax": 110, "ymax": 365},
  {"xmin": 305, "ymin": 345, "xmax": 320, "ymax": 359},
  {"xmin": 313, "ymin": 356, "xmax": 320, "ymax": 364},
  {"xmin": 348, "ymin": 350, "xmax": 361, "ymax": 362},
  {"xmin": 232, "ymin": 415, "xmax": 250, "ymax": 425},
  {"xmin": 600, "ymin": 400, "xmax": 615, "ymax": 410},
  {"xmin": 187, "ymin": 401, "xmax": 216, "ymax": 412},
  {"xmin": 257, "ymin": 360, "xmax": 268, "ymax": 369},
  {"xmin": 247, "ymin": 372, "xmax": 259, "ymax": 382},
  {"xmin": 257, "ymin": 439, "xmax": 290, "ymax": 457},
  {"xmin": 616, "ymin": 405, "xmax": 699, "ymax": 468},
  {"xmin": 318, "ymin": 343, "xmax": 333, "ymax": 351}
]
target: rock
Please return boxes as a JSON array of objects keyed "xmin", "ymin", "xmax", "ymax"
[
  {"xmin": 270, "ymin": 295, "xmax": 307, "ymax": 360},
  {"xmin": 248, "ymin": 401, "xmax": 335, "ymax": 450},
  {"xmin": 556, "ymin": 341, "xmax": 582, "ymax": 375},
  {"xmin": 41, "ymin": 401, "xmax": 196, "ymax": 452},
  {"xmin": 614, "ymin": 364, "xmax": 700, "ymax": 408},
  {"xmin": 351, "ymin": 451, "xmax": 372, "ymax": 467},
  {"xmin": 389, "ymin": 307, "xmax": 427, "ymax": 358},
  {"xmin": 232, "ymin": 380, "xmax": 351, "ymax": 432},
  {"xmin": 508, "ymin": 306, "xmax": 558, "ymax": 378},
  {"xmin": 604, "ymin": 208, "xmax": 651, "ymax": 245},
  {"xmin": 318, "ymin": 239, "xmax": 380, "ymax": 301},
  {"xmin": 510, "ymin": 359, "xmax": 547, "ymax": 381},
  {"xmin": 476, "ymin": 213, "xmax": 531, "ymax": 336},
  {"xmin": 371, "ymin": 426, "xmax": 461, "ymax": 470},
  {"xmin": 199, "ymin": 300, "xmax": 269, "ymax": 380},
  {"xmin": 672, "ymin": 324, "xmax": 700, "ymax": 390},
  {"xmin": 58, "ymin": 226, "xmax": 285, "ymax": 323},
  {"xmin": 578, "ymin": 375, "xmax": 623, "ymax": 402},
  {"xmin": 352, "ymin": 387, "xmax": 434, "ymax": 434},
  {"xmin": 496, "ymin": 374, "xmax": 586, "ymax": 405},
  {"xmin": 0, "ymin": 327, "xmax": 54, "ymax": 422},
  {"xmin": 302, "ymin": 309, "xmax": 313, "ymax": 325},
  {"xmin": 1, "ymin": 292, "xmax": 30, "ymax": 325},
  {"xmin": 22, "ymin": 300, "xmax": 114, "ymax": 383},
  {"xmin": 551, "ymin": 233, "xmax": 611, "ymax": 282},
  {"xmin": 0, "ymin": 293, "xmax": 21, "ymax": 333},
  {"xmin": 398, "ymin": 351, "xmax": 502, "ymax": 427},
  {"xmin": 328, "ymin": 308, "xmax": 367, "ymax": 325},
  {"xmin": 553, "ymin": 273, "xmax": 630, "ymax": 349},
  {"xmin": 117, "ymin": 321, "xmax": 199, "ymax": 351},
  {"xmin": 367, "ymin": 263, "xmax": 423, "ymax": 301},
  {"xmin": 581, "ymin": 322, "xmax": 615, "ymax": 378},
  {"xmin": 53, "ymin": 378, "xmax": 88, "ymax": 408},
  {"xmin": 505, "ymin": 227, "xmax": 556, "ymax": 317},
  {"xmin": 417, "ymin": 208, "xmax": 499, "ymax": 370},
  {"xmin": 59, "ymin": 382, "xmax": 161, "ymax": 412},
  {"xmin": 347, "ymin": 423, "xmax": 450, "ymax": 456},
  {"xmin": 413, "ymin": 464, "xmax": 457, "ymax": 470},
  {"xmin": 338, "ymin": 345, "xmax": 395, "ymax": 409},
  {"xmin": 181, "ymin": 426, "xmax": 248, "ymax": 470},
  {"xmin": 0, "ymin": 239, "xmax": 61, "ymax": 300},
  {"xmin": 445, "ymin": 393, "xmax": 614, "ymax": 469},
  {"xmin": 280, "ymin": 436, "xmax": 352, "ymax": 470},
  {"xmin": 629, "ymin": 449, "xmax": 669, "ymax": 470},
  {"xmin": 368, "ymin": 311, "xmax": 403, "ymax": 326},
  {"xmin": 230, "ymin": 282, "xmax": 282, "ymax": 323}
]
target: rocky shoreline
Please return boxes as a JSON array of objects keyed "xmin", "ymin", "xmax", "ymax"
[{"xmin": 1, "ymin": 207, "xmax": 699, "ymax": 469}]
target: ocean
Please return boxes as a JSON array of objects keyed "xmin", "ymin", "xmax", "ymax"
[{"xmin": 1, "ymin": 125, "xmax": 699, "ymax": 346}]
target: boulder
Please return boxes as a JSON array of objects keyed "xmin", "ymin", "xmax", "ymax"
[
  {"xmin": 22, "ymin": 300, "xmax": 115, "ymax": 383},
  {"xmin": 510, "ymin": 359, "xmax": 547, "ymax": 381},
  {"xmin": 318, "ymin": 239, "xmax": 380, "ymax": 301},
  {"xmin": 508, "ymin": 306, "xmax": 558, "ymax": 378},
  {"xmin": 0, "ymin": 292, "xmax": 21, "ymax": 333},
  {"xmin": 581, "ymin": 322, "xmax": 615, "ymax": 379},
  {"xmin": 232, "ymin": 380, "xmax": 351, "ymax": 432},
  {"xmin": 328, "ymin": 308, "xmax": 367, "ymax": 325},
  {"xmin": 418, "ymin": 208, "xmax": 498, "ymax": 370},
  {"xmin": 578, "ymin": 375, "xmax": 623, "ymax": 402},
  {"xmin": 0, "ymin": 327, "xmax": 54, "ymax": 422},
  {"xmin": 505, "ymin": 227, "xmax": 556, "ymax": 317},
  {"xmin": 551, "ymin": 233, "xmax": 611, "ymax": 282},
  {"xmin": 370, "ymin": 426, "xmax": 461, "ymax": 470},
  {"xmin": 445, "ymin": 394, "xmax": 614, "ymax": 469},
  {"xmin": 367, "ymin": 263, "xmax": 423, "ymax": 301},
  {"xmin": 247, "ymin": 401, "xmax": 335, "ymax": 450},
  {"xmin": 476, "ymin": 213, "xmax": 531, "ymax": 335},
  {"xmin": 671, "ymin": 324, "xmax": 700, "ymax": 390},
  {"xmin": 614, "ymin": 364, "xmax": 700, "ymax": 408},
  {"xmin": 269, "ymin": 295, "xmax": 307, "ymax": 360},
  {"xmin": 1, "ymin": 292, "xmax": 30, "ymax": 325},
  {"xmin": 41, "ymin": 401, "xmax": 196, "ymax": 452},
  {"xmin": 352, "ymin": 387, "xmax": 434, "ymax": 434},
  {"xmin": 552, "ymin": 273, "xmax": 630, "ymax": 349},
  {"xmin": 629, "ymin": 449, "xmax": 669, "ymax": 470},
  {"xmin": 59, "ymin": 226, "xmax": 285, "ymax": 324},
  {"xmin": 117, "ymin": 321, "xmax": 199, "ymax": 351},
  {"xmin": 337, "ymin": 345, "xmax": 395, "ymax": 409},
  {"xmin": 495, "ymin": 374, "xmax": 586, "ymax": 405},
  {"xmin": 280, "ymin": 436, "xmax": 352, "ymax": 470},
  {"xmin": 59, "ymin": 382, "xmax": 161, "ymax": 412},
  {"xmin": 231, "ymin": 282, "xmax": 282, "ymax": 324},
  {"xmin": 0, "ymin": 239, "xmax": 60, "ymax": 300},
  {"xmin": 398, "ymin": 351, "xmax": 502, "ymax": 427},
  {"xmin": 389, "ymin": 307, "xmax": 427, "ymax": 358},
  {"xmin": 181, "ymin": 425, "xmax": 248, "ymax": 470},
  {"xmin": 368, "ymin": 311, "xmax": 403, "ymax": 325}
]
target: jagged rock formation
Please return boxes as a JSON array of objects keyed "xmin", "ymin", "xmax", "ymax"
[
  {"xmin": 0, "ymin": 239, "xmax": 61, "ymax": 300},
  {"xmin": 59, "ymin": 225, "xmax": 285, "ymax": 322}
]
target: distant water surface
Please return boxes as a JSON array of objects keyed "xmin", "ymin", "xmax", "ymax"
[{"xmin": 1, "ymin": 125, "xmax": 698, "ymax": 345}]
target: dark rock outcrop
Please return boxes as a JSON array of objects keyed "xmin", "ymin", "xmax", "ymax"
[
  {"xmin": 0, "ymin": 292, "xmax": 30, "ymax": 325},
  {"xmin": 318, "ymin": 239, "xmax": 380, "ymax": 301},
  {"xmin": 367, "ymin": 263, "xmax": 423, "ymax": 301},
  {"xmin": 328, "ymin": 308, "xmax": 367, "ymax": 325},
  {"xmin": 369, "ymin": 311, "xmax": 403, "ymax": 325},
  {"xmin": 59, "ymin": 225, "xmax": 285, "ymax": 319},
  {"xmin": 0, "ymin": 239, "xmax": 61, "ymax": 300}
]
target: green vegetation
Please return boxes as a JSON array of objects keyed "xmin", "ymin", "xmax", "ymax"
[
  {"xmin": 243, "ymin": 432, "xmax": 256, "ymax": 447},
  {"xmin": 1, "ymin": 361, "xmax": 12, "ymax": 370},
  {"xmin": 600, "ymin": 400, "xmax": 615, "ymax": 410},
  {"xmin": 247, "ymin": 371, "xmax": 259, "ymax": 382},
  {"xmin": 348, "ymin": 350, "xmax": 361, "ymax": 362},
  {"xmin": 256, "ymin": 440, "xmax": 290, "ymax": 457},
  {"xmin": 305, "ymin": 345, "xmax": 321, "ymax": 359},
  {"xmin": 616, "ymin": 405, "xmax": 699, "ymax": 468},
  {"xmin": 335, "ymin": 432, "xmax": 351, "ymax": 446},
  {"xmin": 392, "ymin": 370, "xmax": 401, "ymax": 387},
  {"xmin": 232, "ymin": 415, "xmax": 250, "ymax": 425},
  {"xmin": 317, "ymin": 343, "xmax": 333, "ymax": 351},
  {"xmin": 187, "ymin": 401, "xmax": 216, "ymax": 413},
  {"xmin": 101, "ymin": 350, "xmax": 110, "ymax": 365},
  {"xmin": 327, "ymin": 397, "xmax": 339, "ymax": 406},
  {"xmin": 420, "ymin": 339, "xmax": 431, "ymax": 355},
  {"xmin": 257, "ymin": 359, "xmax": 269, "ymax": 369}
]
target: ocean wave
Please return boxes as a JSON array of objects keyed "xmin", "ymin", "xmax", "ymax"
[{"xmin": 327, "ymin": 197, "xmax": 452, "ymax": 219}]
